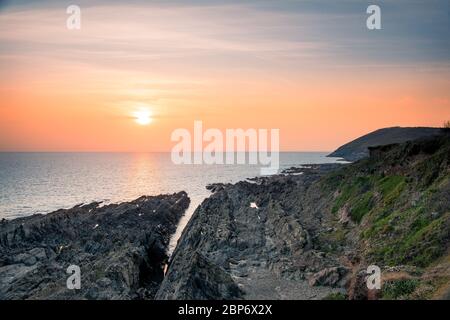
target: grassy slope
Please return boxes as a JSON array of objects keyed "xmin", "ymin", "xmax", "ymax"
[{"xmin": 318, "ymin": 134, "xmax": 450, "ymax": 299}]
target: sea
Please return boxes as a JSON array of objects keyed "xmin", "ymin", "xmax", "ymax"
[{"xmin": 0, "ymin": 152, "xmax": 343, "ymax": 253}]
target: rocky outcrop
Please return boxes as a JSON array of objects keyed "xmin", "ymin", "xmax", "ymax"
[
  {"xmin": 309, "ymin": 267, "xmax": 348, "ymax": 287},
  {"xmin": 0, "ymin": 192, "xmax": 189, "ymax": 300},
  {"xmin": 158, "ymin": 134, "xmax": 450, "ymax": 300},
  {"xmin": 156, "ymin": 166, "xmax": 349, "ymax": 300},
  {"xmin": 157, "ymin": 252, "xmax": 242, "ymax": 300}
]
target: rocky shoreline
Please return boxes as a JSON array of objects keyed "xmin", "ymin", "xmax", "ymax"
[
  {"xmin": 156, "ymin": 164, "xmax": 349, "ymax": 300},
  {"xmin": 0, "ymin": 164, "xmax": 350, "ymax": 300},
  {"xmin": 0, "ymin": 192, "xmax": 189, "ymax": 299},
  {"xmin": 1, "ymin": 134, "xmax": 449, "ymax": 300},
  {"xmin": 156, "ymin": 135, "xmax": 450, "ymax": 300}
]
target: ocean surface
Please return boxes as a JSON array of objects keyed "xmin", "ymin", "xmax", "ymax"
[{"xmin": 0, "ymin": 152, "xmax": 343, "ymax": 253}]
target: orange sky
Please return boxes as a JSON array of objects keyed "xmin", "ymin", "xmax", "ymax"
[{"xmin": 1, "ymin": 2, "xmax": 449, "ymax": 152}]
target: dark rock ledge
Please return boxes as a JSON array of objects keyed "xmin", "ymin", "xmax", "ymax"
[
  {"xmin": 0, "ymin": 192, "xmax": 189, "ymax": 300},
  {"xmin": 156, "ymin": 164, "xmax": 348, "ymax": 300}
]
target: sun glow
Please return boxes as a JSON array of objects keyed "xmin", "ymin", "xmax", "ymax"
[{"xmin": 133, "ymin": 108, "xmax": 153, "ymax": 125}]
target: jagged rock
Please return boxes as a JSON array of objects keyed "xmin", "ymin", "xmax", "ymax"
[
  {"xmin": 156, "ymin": 164, "xmax": 348, "ymax": 300},
  {"xmin": 156, "ymin": 252, "xmax": 242, "ymax": 300},
  {"xmin": 308, "ymin": 267, "xmax": 348, "ymax": 287},
  {"xmin": 0, "ymin": 192, "xmax": 189, "ymax": 300},
  {"xmin": 206, "ymin": 183, "xmax": 228, "ymax": 193}
]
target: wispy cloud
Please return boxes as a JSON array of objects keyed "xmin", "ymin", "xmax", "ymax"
[{"xmin": 1, "ymin": 0, "xmax": 449, "ymax": 76}]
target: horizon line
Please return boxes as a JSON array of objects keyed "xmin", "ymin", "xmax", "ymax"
[{"xmin": 0, "ymin": 150, "xmax": 334, "ymax": 154}]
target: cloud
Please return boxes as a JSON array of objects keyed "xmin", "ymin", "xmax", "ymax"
[{"xmin": 0, "ymin": 0, "xmax": 448, "ymax": 96}]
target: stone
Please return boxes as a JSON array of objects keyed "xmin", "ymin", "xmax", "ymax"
[
  {"xmin": 0, "ymin": 192, "xmax": 189, "ymax": 300},
  {"xmin": 308, "ymin": 267, "xmax": 348, "ymax": 287}
]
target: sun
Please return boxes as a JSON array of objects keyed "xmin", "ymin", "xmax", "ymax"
[{"xmin": 133, "ymin": 108, "xmax": 153, "ymax": 125}]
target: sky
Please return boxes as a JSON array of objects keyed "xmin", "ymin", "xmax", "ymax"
[{"xmin": 0, "ymin": 0, "xmax": 449, "ymax": 152}]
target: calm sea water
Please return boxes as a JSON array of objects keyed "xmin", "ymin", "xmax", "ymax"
[{"xmin": 0, "ymin": 152, "xmax": 343, "ymax": 252}]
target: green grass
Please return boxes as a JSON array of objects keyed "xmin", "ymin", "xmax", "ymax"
[
  {"xmin": 366, "ymin": 212, "xmax": 449, "ymax": 267},
  {"xmin": 332, "ymin": 184, "xmax": 353, "ymax": 214},
  {"xmin": 325, "ymin": 160, "xmax": 449, "ymax": 269},
  {"xmin": 332, "ymin": 175, "xmax": 407, "ymax": 223},
  {"xmin": 358, "ymin": 176, "xmax": 448, "ymax": 267},
  {"xmin": 350, "ymin": 191, "xmax": 374, "ymax": 223},
  {"xmin": 382, "ymin": 279, "xmax": 419, "ymax": 299},
  {"xmin": 397, "ymin": 214, "xmax": 448, "ymax": 267},
  {"xmin": 323, "ymin": 292, "xmax": 347, "ymax": 300},
  {"xmin": 332, "ymin": 176, "xmax": 373, "ymax": 216},
  {"xmin": 377, "ymin": 175, "xmax": 406, "ymax": 205}
]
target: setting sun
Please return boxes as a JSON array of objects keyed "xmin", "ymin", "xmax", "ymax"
[{"xmin": 133, "ymin": 108, "xmax": 153, "ymax": 126}]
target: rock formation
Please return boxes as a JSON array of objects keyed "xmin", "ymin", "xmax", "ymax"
[{"xmin": 0, "ymin": 192, "xmax": 189, "ymax": 300}]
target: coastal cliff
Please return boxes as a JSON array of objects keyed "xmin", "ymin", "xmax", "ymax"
[
  {"xmin": 328, "ymin": 127, "xmax": 443, "ymax": 161},
  {"xmin": 0, "ymin": 192, "xmax": 189, "ymax": 299},
  {"xmin": 157, "ymin": 134, "xmax": 450, "ymax": 300}
]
